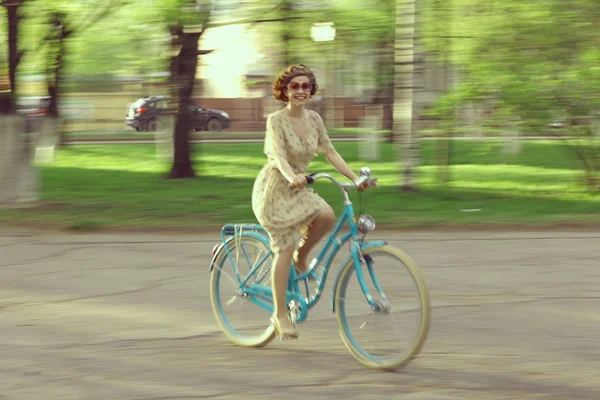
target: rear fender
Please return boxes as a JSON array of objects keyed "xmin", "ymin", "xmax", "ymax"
[{"xmin": 209, "ymin": 230, "xmax": 270, "ymax": 272}]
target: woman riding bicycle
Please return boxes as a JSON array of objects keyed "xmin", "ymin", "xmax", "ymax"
[{"xmin": 251, "ymin": 64, "xmax": 373, "ymax": 339}]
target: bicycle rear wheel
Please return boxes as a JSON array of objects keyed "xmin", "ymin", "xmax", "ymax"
[
  {"xmin": 334, "ymin": 244, "xmax": 431, "ymax": 370},
  {"xmin": 210, "ymin": 234, "xmax": 276, "ymax": 347}
]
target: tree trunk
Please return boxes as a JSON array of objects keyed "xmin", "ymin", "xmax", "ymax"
[
  {"xmin": 47, "ymin": 82, "xmax": 58, "ymax": 117},
  {"xmin": 0, "ymin": 115, "xmax": 38, "ymax": 203},
  {"xmin": 169, "ymin": 110, "xmax": 195, "ymax": 178},
  {"xmin": 40, "ymin": 78, "xmax": 62, "ymax": 162},
  {"xmin": 0, "ymin": 0, "xmax": 38, "ymax": 204},
  {"xmin": 47, "ymin": 42, "xmax": 63, "ymax": 120},
  {"xmin": 6, "ymin": 2, "xmax": 20, "ymax": 113},
  {"xmin": 167, "ymin": 28, "xmax": 202, "ymax": 179},
  {"xmin": 0, "ymin": 0, "xmax": 24, "ymax": 114},
  {"xmin": 393, "ymin": 0, "xmax": 417, "ymax": 191}
]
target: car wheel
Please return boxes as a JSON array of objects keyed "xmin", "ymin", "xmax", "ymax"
[
  {"xmin": 206, "ymin": 118, "xmax": 223, "ymax": 132},
  {"xmin": 147, "ymin": 118, "xmax": 161, "ymax": 132}
]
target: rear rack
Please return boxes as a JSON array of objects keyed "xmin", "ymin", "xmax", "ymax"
[{"xmin": 220, "ymin": 223, "xmax": 269, "ymax": 242}]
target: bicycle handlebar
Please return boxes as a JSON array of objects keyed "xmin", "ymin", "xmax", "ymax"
[{"xmin": 305, "ymin": 167, "xmax": 378, "ymax": 191}]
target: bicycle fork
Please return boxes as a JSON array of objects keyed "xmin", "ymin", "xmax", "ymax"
[{"xmin": 332, "ymin": 240, "xmax": 389, "ymax": 313}]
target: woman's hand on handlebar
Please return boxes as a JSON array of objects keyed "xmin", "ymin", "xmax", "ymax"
[
  {"xmin": 300, "ymin": 170, "xmax": 378, "ymax": 191},
  {"xmin": 357, "ymin": 178, "xmax": 379, "ymax": 192},
  {"xmin": 290, "ymin": 173, "xmax": 308, "ymax": 189}
]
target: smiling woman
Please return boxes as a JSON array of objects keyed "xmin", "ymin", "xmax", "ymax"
[{"xmin": 250, "ymin": 64, "xmax": 376, "ymax": 338}]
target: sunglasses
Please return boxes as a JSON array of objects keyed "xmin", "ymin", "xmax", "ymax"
[{"xmin": 288, "ymin": 81, "xmax": 312, "ymax": 92}]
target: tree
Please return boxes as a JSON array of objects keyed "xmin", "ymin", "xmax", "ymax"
[
  {"xmin": 166, "ymin": 22, "xmax": 211, "ymax": 179},
  {"xmin": 162, "ymin": 0, "xmax": 304, "ymax": 178},
  {"xmin": 421, "ymin": 0, "xmax": 600, "ymax": 191},
  {"xmin": 148, "ymin": 0, "xmax": 216, "ymax": 179},
  {"xmin": 392, "ymin": 0, "xmax": 417, "ymax": 191},
  {"xmin": 38, "ymin": 0, "xmax": 129, "ymax": 146},
  {"xmin": 0, "ymin": 0, "xmax": 37, "ymax": 204}
]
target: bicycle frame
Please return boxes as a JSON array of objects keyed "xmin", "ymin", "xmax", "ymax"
[{"xmin": 211, "ymin": 201, "xmax": 386, "ymax": 324}]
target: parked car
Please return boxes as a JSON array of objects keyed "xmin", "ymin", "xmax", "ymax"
[
  {"xmin": 17, "ymin": 96, "xmax": 51, "ymax": 116},
  {"xmin": 125, "ymin": 96, "xmax": 231, "ymax": 132},
  {"xmin": 16, "ymin": 96, "xmax": 51, "ymax": 132}
]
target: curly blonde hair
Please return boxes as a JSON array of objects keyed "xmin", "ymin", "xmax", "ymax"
[{"xmin": 272, "ymin": 64, "xmax": 318, "ymax": 102}]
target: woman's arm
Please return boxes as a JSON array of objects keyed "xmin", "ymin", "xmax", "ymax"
[
  {"xmin": 323, "ymin": 150, "xmax": 359, "ymax": 183},
  {"xmin": 264, "ymin": 113, "xmax": 300, "ymax": 184},
  {"xmin": 272, "ymin": 156, "xmax": 299, "ymax": 184},
  {"xmin": 313, "ymin": 111, "xmax": 361, "ymax": 183},
  {"xmin": 325, "ymin": 150, "xmax": 375, "ymax": 191}
]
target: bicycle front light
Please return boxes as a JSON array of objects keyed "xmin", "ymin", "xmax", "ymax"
[{"xmin": 357, "ymin": 214, "xmax": 376, "ymax": 233}]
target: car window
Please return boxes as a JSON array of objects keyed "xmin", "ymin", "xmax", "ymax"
[
  {"xmin": 187, "ymin": 104, "xmax": 197, "ymax": 112},
  {"xmin": 130, "ymin": 98, "xmax": 146, "ymax": 109},
  {"xmin": 146, "ymin": 101, "xmax": 156, "ymax": 108},
  {"xmin": 157, "ymin": 99, "xmax": 168, "ymax": 109}
]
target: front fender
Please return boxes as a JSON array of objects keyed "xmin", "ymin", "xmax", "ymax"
[
  {"xmin": 209, "ymin": 231, "xmax": 270, "ymax": 272},
  {"xmin": 330, "ymin": 240, "xmax": 387, "ymax": 312}
]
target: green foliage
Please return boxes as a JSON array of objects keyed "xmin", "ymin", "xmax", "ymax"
[
  {"xmin": 329, "ymin": 0, "xmax": 395, "ymax": 89},
  {"xmin": 3, "ymin": 0, "xmax": 397, "ymax": 96},
  {"xmin": 64, "ymin": 0, "xmax": 211, "ymax": 80},
  {"xmin": 153, "ymin": 0, "xmax": 212, "ymax": 27},
  {"xmin": 423, "ymin": 0, "xmax": 600, "ymax": 131},
  {"xmin": 243, "ymin": 0, "xmax": 395, "ymax": 88},
  {"xmin": 421, "ymin": 0, "xmax": 600, "ymax": 191},
  {"xmin": 10, "ymin": 0, "xmax": 216, "ymax": 83}
]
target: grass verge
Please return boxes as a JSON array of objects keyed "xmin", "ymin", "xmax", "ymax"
[{"xmin": 1, "ymin": 140, "xmax": 598, "ymax": 231}]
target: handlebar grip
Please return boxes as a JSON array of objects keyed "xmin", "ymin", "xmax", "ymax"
[{"xmin": 306, "ymin": 173, "xmax": 316, "ymax": 184}]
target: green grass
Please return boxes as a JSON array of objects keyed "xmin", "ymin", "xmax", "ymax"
[
  {"xmin": 63, "ymin": 128, "xmax": 390, "ymax": 140},
  {"xmin": 1, "ymin": 140, "xmax": 598, "ymax": 231}
]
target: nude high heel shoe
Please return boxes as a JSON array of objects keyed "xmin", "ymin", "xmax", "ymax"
[
  {"xmin": 270, "ymin": 315, "xmax": 298, "ymax": 340},
  {"xmin": 293, "ymin": 250, "xmax": 316, "ymax": 282}
]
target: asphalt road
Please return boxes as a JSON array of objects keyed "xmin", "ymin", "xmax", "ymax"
[{"xmin": 1, "ymin": 228, "xmax": 599, "ymax": 400}]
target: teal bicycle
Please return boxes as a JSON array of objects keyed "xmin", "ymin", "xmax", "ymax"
[{"xmin": 209, "ymin": 167, "xmax": 431, "ymax": 370}]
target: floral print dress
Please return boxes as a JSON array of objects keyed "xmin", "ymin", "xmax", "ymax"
[{"xmin": 251, "ymin": 109, "xmax": 336, "ymax": 253}]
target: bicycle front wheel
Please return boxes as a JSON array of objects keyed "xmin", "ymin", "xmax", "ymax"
[
  {"xmin": 334, "ymin": 244, "xmax": 431, "ymax": 370},
  {"xmin": 210, "ymin": 234, "xmax": 276, "ymax": 347}
]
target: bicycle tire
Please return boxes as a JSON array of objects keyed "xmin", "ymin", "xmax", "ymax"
[
  {"xmin": 210, "ymin": 234, "xmax": 276, "ymax": 348},
  {"xmin": 334, "ymin": 244, "xmax": 431, "ymax": 370}
]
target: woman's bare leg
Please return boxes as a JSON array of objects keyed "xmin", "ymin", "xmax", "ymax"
[
  {"xmin": 271, "ymin": 246, "xmax": 297, "ymax": 335},
  {"xmin": 294, "ymin": 207, "xmax": 336, "ymax": 272}
]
